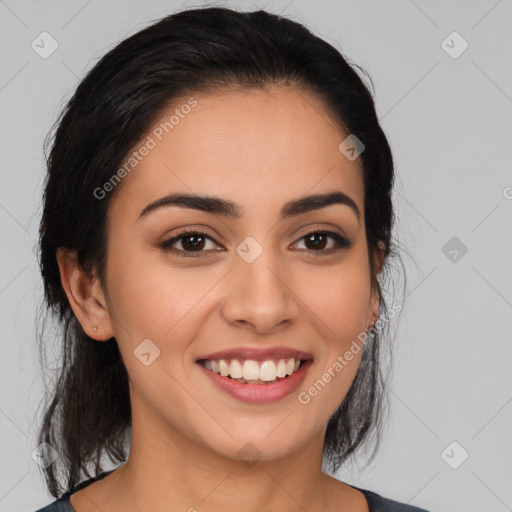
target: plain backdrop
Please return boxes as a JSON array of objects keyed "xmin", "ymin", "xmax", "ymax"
[{"xmin": 1, "ymin": 1, "xmax": 511, "ymax": 511}]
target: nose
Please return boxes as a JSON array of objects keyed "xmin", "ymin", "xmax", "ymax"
[{"xmin": 220, "ymin": 249, "xmax": 300, "ymax": 334}]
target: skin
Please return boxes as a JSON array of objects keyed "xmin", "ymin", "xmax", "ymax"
[{"xmin": 57, "ymin": 86, "xmax": 384, "ymax": 512}]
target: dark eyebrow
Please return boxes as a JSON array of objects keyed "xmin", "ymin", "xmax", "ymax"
[{"xmin": 137, "ymin": 191, "xmax": 360, "ymax": 222}]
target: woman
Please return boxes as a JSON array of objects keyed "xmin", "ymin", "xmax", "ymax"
[{"xmin": 34, "ymin": 6, "xmax": 429, "ymax": 512}]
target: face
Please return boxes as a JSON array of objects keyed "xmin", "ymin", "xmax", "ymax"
[{"xmin": 97, "ymin": 87, "xmax": 379, "ymax": 463}]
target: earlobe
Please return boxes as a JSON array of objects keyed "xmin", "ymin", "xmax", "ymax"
[
  {"xmin": 367, "ymin": 295, "xmax": 379, "ymax": 329},
  {"xmin": 56, "ymin": 247, "xmax": 114, "ymax": 340}
]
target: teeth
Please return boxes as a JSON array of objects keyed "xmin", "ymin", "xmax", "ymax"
[
  {"xmin": 202, "ymin": 357, "xmax": 304, "ymax": 382},
  {"xmin": 231, "ymin": 359, "xmax": 243, "ymax": 379},
  {"xmin": 218, "ymin": 359, "xmax": 229, "ymax": 377},
  {"xmin": 276, "ymin": 359, "xmax": 287, "ymax": 378},
  {"xmin": 260, "ymin": 360, "xmax": 276, "ymax": 381},
  {"xmin": 242, "ymin": 360, "xmax": 260, "ymax": 380}
]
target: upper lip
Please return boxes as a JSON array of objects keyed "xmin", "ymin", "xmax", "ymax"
[{"xmin": 196, "ymin": 346, "xmax": 314, "ymax": 362}]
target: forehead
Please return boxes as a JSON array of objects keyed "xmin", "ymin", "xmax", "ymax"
[{"xmin": 109, "ymin": 87, "xmax": 364, "ymax": 221}]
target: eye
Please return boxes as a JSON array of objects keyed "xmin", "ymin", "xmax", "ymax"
[
  {"xmin": 159, "ymin": 230, "xmax": 222, "ymax": 257},
  {"xmin": 291, "ymin": 229, "xmax": 352, "ymax": 255},
  {"xmin": 159, "ymin": 228, "xmax": 352, "ymax": 257}
]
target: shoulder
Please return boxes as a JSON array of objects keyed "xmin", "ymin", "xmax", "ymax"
[
  {"xmin": 33, "ymin": 469, "xmax": 115, "ymax": 512},
  {"xmin": 352, "ymin": 485, "xmax": 431, "ymax": 512},
  {"xmin": 33, "ymin": 493, "xmax": 73, "ymax": 512}
]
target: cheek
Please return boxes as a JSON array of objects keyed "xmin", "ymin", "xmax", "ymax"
[
  {"xmin": 105, "ymin": 240, "xmax": 190, "ymax": 331},
  {"xmin": 298, "ymin": 253, "xmax": 370, "ymax": 406},
  {"xmin": 301, "ymin": 257, "xmax": 371, "ymax": 334}
]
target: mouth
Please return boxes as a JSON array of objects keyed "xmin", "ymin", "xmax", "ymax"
[
  {"xmin": 197, "ymin": 357, "xmax": 308, "ymax": 384},
  {"xmin": 196, "ymin": 354, "xmax": 314, "ymax": 404}
]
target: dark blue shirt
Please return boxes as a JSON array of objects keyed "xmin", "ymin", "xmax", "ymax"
[{"xmin": 34, "ymin": 470, "xmax": 430, "ymax": 511}]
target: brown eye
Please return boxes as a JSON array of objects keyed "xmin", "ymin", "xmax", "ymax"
[
  {"xmin": 159, "ymin": 229, "xmax": 352, "ymax": 258},
  {"xmin": 304, "ymin": 232, "xmax": 330, "ymax": 250},
  {"xmin": 291, "ymin": 230, "xmax": 352, "ymax": 255},
  {"xmin": 179, "ymin": 233, "xmax": 207, "ymax": 251},
  {"xmin": 160, "ymin": 231, "xmax": 221, "ymax": 256}
]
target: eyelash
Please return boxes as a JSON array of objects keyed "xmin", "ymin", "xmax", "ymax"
[{"xmin": 159, "ymin": 228, "xmax": 352, "ymax": 258}]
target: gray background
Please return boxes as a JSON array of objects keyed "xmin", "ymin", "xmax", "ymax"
[{"xmin": 1, "ymin": 1, "xmax": 511, "ymax": 511}]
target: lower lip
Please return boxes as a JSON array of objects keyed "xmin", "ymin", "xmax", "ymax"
[{"xmin": 197, "ymin": 360, "xmax": 313, "ymax": 404}]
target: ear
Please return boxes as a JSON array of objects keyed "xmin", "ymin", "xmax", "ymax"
[
  {"xmin": 367, "ymin": 241, "xmax": 386, "ymax": 326},
  {"xmin": 56, "ymin": 247, "xmax": 114, "ymax": 340}
]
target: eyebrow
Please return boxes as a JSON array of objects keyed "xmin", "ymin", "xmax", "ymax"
[{"xmin": 137, "ymin": 190, "xmax": 360, "ymax": 222}]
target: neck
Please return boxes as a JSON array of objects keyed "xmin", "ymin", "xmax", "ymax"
[{"xmin": 110, "ymin": 394, "xmax": 342, "ymax": 512}]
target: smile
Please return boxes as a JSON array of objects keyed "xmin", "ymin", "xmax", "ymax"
[
  {"xmin": 196, "ymin": 357, "xmax": 313, "ymax": 404},
  {"xmin": 199, "ymin": 357, "xmax": 304, "ymax": 384}
]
